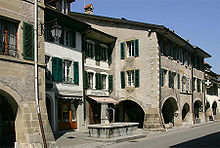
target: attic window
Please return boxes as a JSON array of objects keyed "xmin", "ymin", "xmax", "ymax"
[{"xmin": 62, "ymin": 0, "xmax": 68, "ymax": 14}]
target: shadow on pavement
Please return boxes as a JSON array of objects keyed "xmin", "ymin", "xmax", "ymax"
[{"xmin": 170, "ymin": 132, "xmax": 220, "ymax": 148}]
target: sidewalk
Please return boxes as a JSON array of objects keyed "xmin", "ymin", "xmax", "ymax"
[{"xmin": 55, "ymin": 121, "xmax": 220, "ymax": 148}]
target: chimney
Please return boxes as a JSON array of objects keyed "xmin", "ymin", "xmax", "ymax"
[{"xmin": 84, "ymin": 3, "xmax": 94, "ymax": 14}]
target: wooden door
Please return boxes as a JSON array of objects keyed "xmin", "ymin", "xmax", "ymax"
[{"xmin": 58, "ymin": 103, "xmax": 77, "ymax": 130}]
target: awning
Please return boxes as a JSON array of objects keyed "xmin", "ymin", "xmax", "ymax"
[
  {"xmin": 89, "ymin": 96, "xmax": 118, "ymax": 104},
  {"xmin": 57, "ymin": 96, "xmax": 82, "ymax": 100}
]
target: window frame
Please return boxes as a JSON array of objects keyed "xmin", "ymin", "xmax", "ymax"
[
  {"xmin": 63, "ymin": 60, "xmax": 72, "ymax": 83},
  {"xmin": 127, "ymin": 70, "xmax": 135, "ymax": 87}
]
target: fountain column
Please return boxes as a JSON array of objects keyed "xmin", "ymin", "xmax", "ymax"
[{"xmin": 101, "ymin": 103, "xmax": 109, "ymax": 124}]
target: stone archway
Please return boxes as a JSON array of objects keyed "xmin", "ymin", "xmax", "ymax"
[
  {"xmin": 116, "ymin": 100, "xmax": 145, "ymax": 128},
  {"xmin": 194, "ymin": 100, "xmax": 202, "ymax": 118},
  {"xmin": 182, "ymin": 103, "xmax": 190, "ymax": 122},
  {"xmin": 0, "ymin": 92, "xmax": 18, "ymax": 147},
  {"xmin": 212, "ymin": 101, "xmax": 217, "ymax": 115},
  {"xmin": 162, "ymin": 97, "xmax": 178, "ymax": 125}
]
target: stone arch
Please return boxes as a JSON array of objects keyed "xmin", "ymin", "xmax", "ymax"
[
  {"xmin": 162, "ymin": 97, "xmax": 178, "ymax": 125},
  {"xmin": 182, "ymin": 103, "xmax": 190, "ymax": 122},
  {"xmin": 0, "ymin": 87, "xmax": 21, "ymax": 147},
  {"xmin": 212, "ymin": 101, "xmax": 217, "ymax": 115},
  {"xmin": 194, "ymin": 100, "xmax": 202, "ymax": 118},
  {"xmin": 116, "ymin": 99, "xmax": 145, "ymax": 128}
]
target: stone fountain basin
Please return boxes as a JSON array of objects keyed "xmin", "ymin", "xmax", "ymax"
[{"xmin": 88, "ymin": 122, "xmax": 139, "ymax": 138}]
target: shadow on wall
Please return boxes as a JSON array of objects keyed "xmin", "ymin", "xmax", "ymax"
[{"xmin": 170, "ymin": 132, "xmax": 220, "ymax": 148}]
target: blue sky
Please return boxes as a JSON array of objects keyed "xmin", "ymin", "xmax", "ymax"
[{"xmin": 71, "ymin": 0, "xmax": 220, "ymax": 74}]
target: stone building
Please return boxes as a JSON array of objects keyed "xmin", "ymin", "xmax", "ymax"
[
  {"xmin": 70, "ymin": 6, "xmax": 211, "ymax": 129},
  {"xmin": 204, "ymin": 62, "xmax": 220, "ymax": 121},
  {"xmin": 0, "ymin": 0, "xmax": 54, "ymax": 147}
]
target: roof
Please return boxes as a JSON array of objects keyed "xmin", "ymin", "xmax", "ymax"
[
  {"xmin": 70, "ymin": 11, "xmax": 211, "ymax": 58},
  {"xmin": 45, "ymin": 0, "xmax": 75, "ymax": 3},
  {"xmin": 45, "ymin": 5, "xmax": 90, "ymax": 32},
  {"xmin": 84, "ymin": 3, "xmax": 93, "ymax": 9}
]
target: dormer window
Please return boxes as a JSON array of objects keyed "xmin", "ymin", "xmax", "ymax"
[{"xmin": 62, "ymin": 0, "xmax": 68, "ymax": 14}]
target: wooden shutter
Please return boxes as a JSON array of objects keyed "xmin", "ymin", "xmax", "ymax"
[
  {"xmin": 74, "ymin": 61, "xmax": 79, "ymax": 85},
  {"xmin": 23, "ymin": 22, "xmax": 34, "ymax": 60},
  {"xmin": 96, "ymin": 73, "xmax": 101, "ymax": 90},
  {"xmin": 120, "ymin": 42, "xmax": 125, "ymax": 59},
  {"xmin": 95, "ymin": 43, "xmax": 100, "ymax": 61},
  {"xmin": 134, "ymin": 39, "xmax": 139, "ymax": 57},
  {"xmin": 121, "ymin": 71, "xmax": 125, "ymax": 89},
  {"xmin": 109, "ymin": 75, "xmax": 113, "ymax": 91},
  {"xmin": 135, "ymin": 69, "xmax": 140, "ymax": 87},
  {"xmin": 52, "ymin": 57, "xmax": 63, "ymax": 82},
  {"xmin": 108, "ymin": 48, "xmax": 112, "ymax": 64},
  {"xmin": 84, "ymin": 71, "xmax": 88, "ymax": 89}
]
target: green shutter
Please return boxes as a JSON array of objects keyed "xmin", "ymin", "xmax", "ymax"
[
  {"xmin": 120, "ymin": 42, "xmax": 125, "ymax": 59},
  {"xmin": 135, "ymin": 69, "xmax": 140, "ymax": 87},
  {"xmin": 84, "ymin": 71, "xmax": 88, "ymax": 89},
  {"xmin": 121, "ymin": 71, "xmax": 125, "ymax": 89},
  {"xmin": 109, "ymin": 75, "xmax": 113, "ymax": 91},
  {"xmin": 96, "ymin": 73, "xmax": 101, "ymax": 90},
  {"xmin": 108, "ymin": 48, "xmax": 112, "ymax": 64},
  {"xmin": 95, "ymin": 44, "xmax": 100, "ymax": 61},
  {"xmin": 135, "ymin": 39, "xmax": 139, "ymax": 57},
  {"xmin": 74, "ymin": 61, "xmax": 79, "ymax": 85},
  {"xmin": 52, "ymin": 57, "xmax": 63, "ymax": 82},
  {"xmin": 23, "ymin": 22, "xmax": 34, "ymax": 60}
]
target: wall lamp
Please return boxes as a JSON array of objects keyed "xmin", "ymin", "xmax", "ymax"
[{"xmin": 40, "ymin": 19, "xmax": 62, "ymax": 41}]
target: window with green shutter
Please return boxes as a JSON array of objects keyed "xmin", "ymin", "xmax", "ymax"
[
  {"xmin": 120, "ymin": 42, "xmax": 125, "ymax": 59},
  {"xmin": 121, "ymin": 71, "xmax": 125, "ymax": 89},
  {"xmin": 23, "ymin": 22, "xmax": 34, "ymax": 60},
  {"xmin": 109, "ymin": 75, "xmax": 113, "ymax": 91},
  {"xmin": 134, "ymin": 39, "xmax": 139, "ymax": 57},
  {"xmin": 96, "ymin": 73, "xmax": 102, "ymax": 90},
  {"xmin": 74, "ymin": 61, "xmax": 79, "ymax": 85},
  {"xmin": 52, "ymin": 57, "xmax": 63, "ymax": 82},
  {"xmin": 95, "ymin": 44, "xmax": 101, "ymax": 61},
  {"xmin": 135, "ymin": 69, "xmax": 140, "ymax": 87},
  {"xmin": 84, "ymin": 71, "xmax": 89, "ymax": 89}
]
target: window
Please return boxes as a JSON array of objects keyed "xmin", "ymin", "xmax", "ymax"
[
  {"xmin": 108, "ymin": 75, "xmax": 113, "ymax": 91},
  {"xmin": 177, "ymin": 74, "xmax": 180, "ymax": 89},
  {"xmin": 193, "ymin": 77, "xmax": 196, "ymax": 91},
  {"xmin": 127, "ymin": 40, "xmax": 135, "ymax": 57},
  {"xmin": 85, "ymin": 41, "xmax": 95, "ymax": 58},
  {"xmin": 197, "ymin": 79, "xmax": 201, "ymax": 92},
  {"xmin": 169, "ymin": 71, "xmax": 175, "ymax": 88},
  {"xmin": 101, "ymin": 46, "xmax": 108, "ymax": 61},
  {"xmin": 64, "ymin": 29, "xmax": 71, "ymax": 46},
  {"xmin": 121, "ymin": 39, "xmax": 139, "ymax": 59},
  {"xmin": 186, "ymin": 77, "xmax": 189, "ymax": 92},
  {"xmin": 101, "ymin": 75, "xmax": 107, "ymax": 89},
  {"xmin": 63, "ymin": 60, "xmax": 72, "ymax": 82},
  {"xmin": 161, "ymin": 69, "xmax": 167, "ymax": 87},
  {"xmin": 88, "ymin": 72, "xmax": 94, "ymax": 89},
  {"xmin": 127, "ymin": 70, "xmax": 135, "ymax": 87},
  {"xmin": 0, "ymin": 19, "xmax": 18, "ymax": 57},
  {"xmin": 62, "ymin": 0, "xmax": 68, "ymax": 14}
]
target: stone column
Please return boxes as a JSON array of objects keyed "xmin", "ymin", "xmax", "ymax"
[
  {"xmin": 77, "ymin": 100, "xmax": 84, "ymax": 131},
  {"xmin": 101, "ymin": 103, "xmax": 109, "ymax": 124}
]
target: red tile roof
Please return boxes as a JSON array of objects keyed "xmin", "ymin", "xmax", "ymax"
[{"xmin": 84, "ymin": 3, "xmax": 93, "ymax": 9}]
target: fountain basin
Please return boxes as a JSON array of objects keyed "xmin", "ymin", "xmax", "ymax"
[{"xmin": 88, "ymin": 122, "xmax": 139, "ymax": 138}]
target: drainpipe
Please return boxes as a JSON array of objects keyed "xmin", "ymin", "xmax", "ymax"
[
  {"xmin": 34, "ymin": 1, "xmax": 47, "ymax": 147},
  {"xmin": 191, "ymin": 55, "xmax": 194, "ymax": 124}
]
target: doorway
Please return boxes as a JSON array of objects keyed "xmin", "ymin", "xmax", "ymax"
[{"xmin": 58, "ymin": 100, "xmax": 77, "ymax": 130}]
